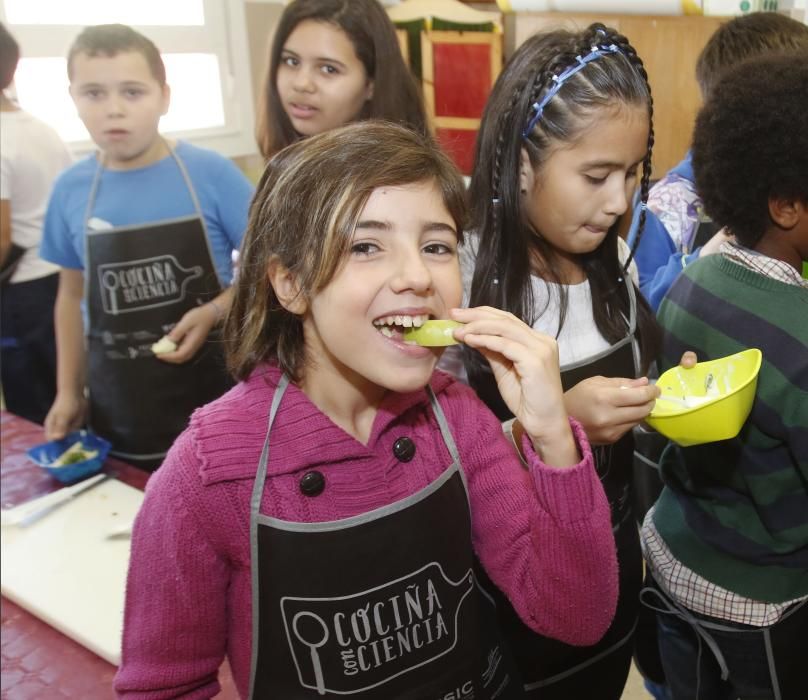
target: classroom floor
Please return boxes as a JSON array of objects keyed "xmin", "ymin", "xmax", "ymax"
[{"xmin": 622, "ymin": 662, "xmax": 654, "ymax": 700}]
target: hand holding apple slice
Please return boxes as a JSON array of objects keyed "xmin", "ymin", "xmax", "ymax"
[
  {"xmin": 402, "ymin": 320, "xmax": 464, "ymax": 347},
  {"xmin": 151, "ymin": 336, "xmax": 178, "ymax": 355}
]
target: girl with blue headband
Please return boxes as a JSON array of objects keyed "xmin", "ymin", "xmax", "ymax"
[{"xmin": 453, "ymin": 23, "xmax": 663, "ymax": 698}]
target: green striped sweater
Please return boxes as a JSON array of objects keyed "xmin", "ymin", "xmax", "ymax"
[{"xmin": 653, "ymin": 255, "xmax": 808, "ymax": 603}]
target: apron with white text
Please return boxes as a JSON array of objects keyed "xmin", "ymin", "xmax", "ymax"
[
  {"xmin": 468, "ymin": 278, "xmax": 643, "ymax": 698},
  {"xmin": 84, "ymin": 148, "xmax": 230, "ymax": 469},
  {"xmin": 248, "ymin": 376, "xmax": 524, "ymax": 699}
]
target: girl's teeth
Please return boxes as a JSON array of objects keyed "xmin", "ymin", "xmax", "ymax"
[
  {"xmin": 380, "ymin": 327, "xmax": 393, "ymax": 338},
  {"xmin": 374, "ymin": 314, "xmax": 428, "ymax": 329}
]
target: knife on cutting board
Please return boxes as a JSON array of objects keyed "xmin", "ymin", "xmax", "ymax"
[
  {"xmin": 1, "ymin": 476, "xmax": 145, "ymax": 666},
  {"xmin": 0, "ymin": 473, "xmax": 110, "ymax": 527}
]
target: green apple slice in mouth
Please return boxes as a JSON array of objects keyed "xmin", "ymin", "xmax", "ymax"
[{"xmin": 402, "ymin": 320, "xmax": 464, "ymax": 347}]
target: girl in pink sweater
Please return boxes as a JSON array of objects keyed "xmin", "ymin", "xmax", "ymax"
[{"xmin": 114, "ymin": 121, "xmax": 618, "ymax": 699}]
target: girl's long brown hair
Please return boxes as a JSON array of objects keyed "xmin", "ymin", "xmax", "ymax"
[
  {"xmin": 467, "ymin": 23, "xmax": 660, "ymax": 383},
  {"xmin": 256, "ymin": 0, "xmax": 427, "ymax": 159}
]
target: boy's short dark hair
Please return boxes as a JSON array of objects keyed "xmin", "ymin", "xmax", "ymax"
[
  {"xmin": 67, "ymin": 24, "xmax": 166, "ymax": 86},
  {"xmin": 0, "ymin": 22, "xmax": 20, "ymax": 91},
  {"xmin": 696, "ymin": 12, "xmax": 808, "ymax": 98},
  {"xmin": 692, "ymin": 51, "xmax": 808, "ymax": 248}
]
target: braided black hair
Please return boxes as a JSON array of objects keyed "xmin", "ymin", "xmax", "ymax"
[{"xmin": 467, "ymin": 23, "xmax": 660, "ymax": 384}]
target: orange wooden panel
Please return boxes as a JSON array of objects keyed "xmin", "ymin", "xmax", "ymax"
[
  {"xmin": 436, "ymin": 127, "xmax": 478, "ymax": 176},
  {"xmin": 433, "ymin": 43, "xmax": 493, "ymax": 118}
]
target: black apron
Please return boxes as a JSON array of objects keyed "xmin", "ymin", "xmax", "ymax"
[
  {"xmin": 248, "ymin": 376, "xmax": 524, "ymax": 699},
  {"xmin": 84, "ymin": 147, "xmax": 231, "ymax": 470},
  {"xmin": 467, "ymin": 278, "xmax": 643, "ymax": 698},
  {"xmin": 642, "ymin": 582, "xmax": 808, "ymax": 699}
]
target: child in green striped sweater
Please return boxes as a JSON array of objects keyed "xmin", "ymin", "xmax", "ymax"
[{"xmin": 641, "ymin": 51, "xmax": 808, "ymax": 700}]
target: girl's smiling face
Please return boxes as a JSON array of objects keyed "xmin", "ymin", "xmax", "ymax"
[
  {"xmin": 276, "ymin": 20, "xmax": 374, "ymax": 138},
  {"xmin": 299, "ymin": 180, "xmax": 462, "ymax": 401},
  {"xmin": 520, "ymin": 104, "xmax": 649, "ymax": 282}
]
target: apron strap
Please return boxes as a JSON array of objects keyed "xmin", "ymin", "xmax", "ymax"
[
  {"xmin": 639, "ymin": 586, "xmax": 808, "ymax": 700},
  {"xmin": 83, "ymin": 155, "xmax": 104, "ymax": 233},
  {"xmin": 83, "ymin": 140, "xmax": 219, "ymax": 297},
  {"xmin": 426, "ymin": 385, "xmax": 471, "ymax": 509},
  {"xmin": 84, "ymin": 140, "xmax": 206, "ymax": 227},
  {"xmin": 170, "ymin": 146, "xmax": 217, "ymax": 266},
  {"xmin": 623, "ymin": 273, "xmax": 641, "ymax": 377},
  {"xmin": 763, "ymin": 626, "xmax": 782, "ymax": 700},
  {"xmin": 250, "ymin": 374, "xmax": 290, "ymax": 516},
  {"xmin": 248, "ymin": 373, "xmax": 290, "ymax": 700},
  {"xmin": 558, "ymin": 275, "xmax": 640, "ymax": 379},
  {"xmin": 427, "ymin": 386, "xmax": 461, "ymax": 467},
  {"xmin": 640, "ymin": 585, "xmax": 731, "ymax": 692}
]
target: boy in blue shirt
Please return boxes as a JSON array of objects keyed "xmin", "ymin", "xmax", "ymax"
[{"xmin": 41, "ymin": 24, "xmax": 254, "ymax": 471}]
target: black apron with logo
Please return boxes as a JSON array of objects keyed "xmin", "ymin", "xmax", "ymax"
[
  {"xmin": 467, "ymin": 278, "xmax": 643, "ymax": 698},
  {"xmin": 84, "ymin": 148, "xmax": 231, "ymax": 470},
  {"xmin": 248, "ymin": 376, "xmax": 524, "ymax": 699},
  {"xmin": 642, "ymin": 582, "xmax": 808, "ymax": 699}
]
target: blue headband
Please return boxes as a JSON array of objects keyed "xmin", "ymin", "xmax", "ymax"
[{"xmin": 522, "ymin": 43, "xmax": 623, "ymax": 139}]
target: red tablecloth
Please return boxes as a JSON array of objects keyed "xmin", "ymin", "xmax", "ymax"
[{"xmin": 0, "ymin": 412, "xmax": 238, "ymax": 699}]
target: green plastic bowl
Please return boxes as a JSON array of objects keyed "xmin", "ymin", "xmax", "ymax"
[{"xmin": 646, "ymin": 349, "xmax": 762, "ymax": 447}]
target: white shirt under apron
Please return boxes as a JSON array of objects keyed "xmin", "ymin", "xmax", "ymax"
[{"xmin": 0, "ymin": 109, "xmax": 73, "ymax": 283}]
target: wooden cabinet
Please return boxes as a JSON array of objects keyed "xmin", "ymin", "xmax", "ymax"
[{"xmin": 505, "ymin": 13, "xmax": 727, "ymax": 176}]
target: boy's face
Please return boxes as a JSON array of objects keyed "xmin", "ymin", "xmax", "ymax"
[{"xmin": 69, "ymin": 50, "xmax": 170, "ymax": 170}]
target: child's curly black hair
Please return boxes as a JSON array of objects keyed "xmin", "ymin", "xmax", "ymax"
[{"xmin": 692, "ymin": 51, "xmax": 808, "ymax": 249}]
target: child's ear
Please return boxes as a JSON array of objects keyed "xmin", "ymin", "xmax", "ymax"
[
  {"xmin": 519, "ymin": 147, "xmax": 535, "ymax": 195},
  {"xmin": 267, "ymin": 258, "xmax": 307, "ymax": 314},
  {"xmin": 160, "ymin": 83, "xmax": 171, "ymax": 117},
  {"xmin": 365, "ymin": 79, "xmax": 374, "ymax": 102},
  {"xmin": 769, "ymin": 196, "xmax": 805, "ymax": 231}
]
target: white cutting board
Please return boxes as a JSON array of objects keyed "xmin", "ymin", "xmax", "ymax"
[{"xmin": 0, "ymin": 478, "xmax": 144, "ymax": 665}]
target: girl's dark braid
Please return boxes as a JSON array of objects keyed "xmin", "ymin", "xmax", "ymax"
[
  {"xmin": 589, "ymin": 24, "xmax": 661, "ymax": 367},
  {"xmin": 600, "ymin": 25, "xmax": 655, "ymax": 274},
  {"xmin": 492, "ymin": 32, "xmax": 581, "ymax": 237},
  {"xmin": 485, "ymin": 74, "xmax": 538, "ymax": 311},
  {"xmin": 489, "ymin": 43, "xmax": 578, "ymax": 315},
  {"xmin": 522, "ymin": 37, "xmax": 586, "ymax": 143},
  {"xmin": 490, "ymin": 81, "xmax": 526, "ymax": 218}
]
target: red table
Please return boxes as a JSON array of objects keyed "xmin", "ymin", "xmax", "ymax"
[{"xmin": 0, "ymin": 412, "xmax": 238, "ymax": 699}]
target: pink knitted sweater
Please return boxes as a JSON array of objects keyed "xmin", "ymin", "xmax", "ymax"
[{"xmin": 114, "ymin": 366, "xmax": 617, "ymax": 699}]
